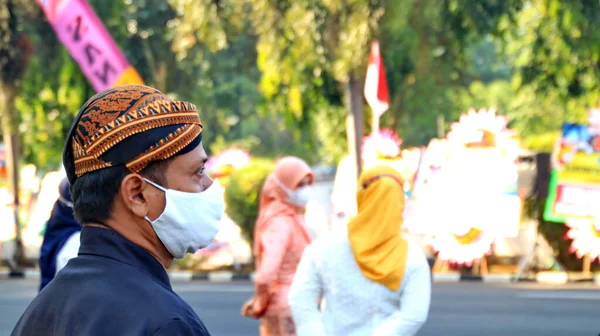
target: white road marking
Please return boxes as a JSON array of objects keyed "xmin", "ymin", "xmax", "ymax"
[{"xmin": 517, "ymin": 291, "xmax": 600, "ymax": 300}]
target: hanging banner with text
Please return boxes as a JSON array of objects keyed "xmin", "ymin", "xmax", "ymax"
[
  {"xmin": 545, "ymin": 123, "xmax": 600, "ymax": 222},
  {"xmin": 38, "ymin": 0, "xmax": 144, "ymax": 91}
]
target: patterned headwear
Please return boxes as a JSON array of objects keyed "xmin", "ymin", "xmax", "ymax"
[{"xmin": 62, "ymin": 85, "xmax": 203, "ymax": 184}]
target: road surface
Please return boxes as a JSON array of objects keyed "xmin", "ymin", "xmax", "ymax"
[{"xmin": 0, "ymin": 279, "xmax": 597, "ymax": 335}]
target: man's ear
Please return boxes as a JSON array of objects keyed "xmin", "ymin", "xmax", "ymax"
[{"xmin": 120, "ymin": 174, "xmax": 150, "ymax": 218}]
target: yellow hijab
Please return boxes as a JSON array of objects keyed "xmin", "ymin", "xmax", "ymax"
[{"xmin": 348, "ymin": 165, "xmax": 408, "ymax": 291}]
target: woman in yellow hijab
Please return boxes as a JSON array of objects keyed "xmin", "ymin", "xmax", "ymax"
[
  {"xmin": 289, "ymin": 165, "xmax": 431, "ymax": 336},
  {"xmin": 348, "ymin": 165, "xmax": 408, "ymax": 291}
]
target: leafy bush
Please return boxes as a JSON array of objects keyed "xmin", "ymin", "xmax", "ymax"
[{"xmin": 225, "ymin": 158, "xmax": 275, "ymax": 247}]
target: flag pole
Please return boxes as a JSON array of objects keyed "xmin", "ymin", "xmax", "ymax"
[{"xmin": 372, "ymin": 110, "xmax": 380, "ymax": 135}]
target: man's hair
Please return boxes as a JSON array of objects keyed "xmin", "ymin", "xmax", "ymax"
[{"xmin": 70, "ymin": 159, "xmax": 171, "ymax": 224}]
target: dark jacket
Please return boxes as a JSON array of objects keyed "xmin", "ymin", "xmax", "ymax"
[
  {"xmin": 39, "ymin": 178, "xmax": 81, "ymax": 291},
  {"xmin": 14, "ymin": 226, "xmax": 211, "ymax": 336}
]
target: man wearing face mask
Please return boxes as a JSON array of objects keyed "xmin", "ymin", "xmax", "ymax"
[
  {"xmin": 12, "ymin": 85, "xmax": 222, "ymax": 336},
  {"xmin": 242, "ymin": 156, "xmax": 314, "ymax": 336}
]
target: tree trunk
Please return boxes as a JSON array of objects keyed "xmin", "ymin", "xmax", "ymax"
[
  {"xmin": 0, "ymin": 82, "xmax": 25, "ymax": 268},
  {"xmin": 156, "ymin": 61, "xmax": 167, "ymax": 93},
  {"xmin": 345, "ymin": 74, "xmax": 364, "ymax": 180},
  {"xmin": 436, "ymin": 114, "xmax": 445, "ymax": 138}
]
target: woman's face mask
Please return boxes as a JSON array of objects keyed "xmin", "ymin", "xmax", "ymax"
[
  {"xmin": 274, "ymin": 176, "xmax": 313, "ymax": 208},
  {"xmin": 143, "ymin": 178, "xmax": 225, "ymax": 259},
  {"xmin": 289, "ymin": 186, "xmax": 312, "ymax": 208}
]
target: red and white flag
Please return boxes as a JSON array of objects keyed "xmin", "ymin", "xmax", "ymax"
[{"xmin": 364, "ymin": 41, "xmax": 390, "ymax": 117}]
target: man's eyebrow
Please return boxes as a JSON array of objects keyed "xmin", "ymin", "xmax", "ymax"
[{"xmin": 192, "ymin": 157, "xmax": 208, "ymax": 171}]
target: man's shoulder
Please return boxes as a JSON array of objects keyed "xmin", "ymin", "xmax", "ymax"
[
  {"xmin": 152, "ymin": 319, "xmax": 211, "ymax": 336},
  {"xmin": 14, "ymin": 274, "xmax": 207, "ymax": 336}
]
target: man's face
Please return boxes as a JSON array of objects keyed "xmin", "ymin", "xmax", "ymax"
[
  {"xmin": 141, "ymin": 143, "xmax": 212, "ymax": 221},
  {"xmin": 163, "ymin": 143, "xmax": 212, "ymax": 193}
]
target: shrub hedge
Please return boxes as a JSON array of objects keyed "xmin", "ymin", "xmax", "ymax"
[{"xmin": 225, "ymin": 158, "xmax": 275, "ymax": 247}]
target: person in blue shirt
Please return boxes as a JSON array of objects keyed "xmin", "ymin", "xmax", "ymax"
[
  {"xmin": 13, "ymin": 85, "xmax": 225, "ymax": 336},
  {"xmin": 39, "ymin": 177, "xmax": 81, "ymax": 291}
]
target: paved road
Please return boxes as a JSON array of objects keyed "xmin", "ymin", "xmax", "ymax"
[{"xmin": 0, "ymin": 279, "xmax": 598, "ymax": 335}]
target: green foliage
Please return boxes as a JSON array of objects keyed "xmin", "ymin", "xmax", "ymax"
[
  {"xmin": 0, "ymin": 0, "xmax": 29, "ymax": 84},
  {"xmin": 16, "ymin": 64, "xmax": 88, "ymax": 170},
  {"xmin": 225, "ymin": 158, "xmax": 275, "ymax": 245},
  {"xmin": 14, "ymin": 0, "xmax": 315, "ymax": 170},
  {"xmin": 521, "ymin": 132, "xmax": 559, "ymax": 153},
  {"xmin": 13, "ymin": 0, "xmax": 600, "ymax": 269},
  {"xmin": 16, "ymin": 17, "xmax": 89, "ymax": 169},
  {"xmin": 13, "ymin": 0, "xmax": 600, "ymax": 172},
  {"xmin": 376, "ymin": 0, "xmax": 521, "ymax": 146},
  {"xmin": 168, "ymin": 0, "xmax": 386, "ymax": 163},
  {"xmin": 506, "ymin": 0, "xmax": 600, "ymax": 99}
]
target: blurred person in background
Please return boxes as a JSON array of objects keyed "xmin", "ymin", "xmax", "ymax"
[
  {"xmin": 39, "ymin": 177, "xmax": 81, "ymax": 292},
  {"xmin": 241, "ymin": 157, "xmax": 314, "ymax": 336},
  {"xmin": 289, "ymin": 165, "xmax": 431, "ymax": 336},
  {"xmin": 12, "ymin": 85, "xmax": 219, "ymax": 336}
]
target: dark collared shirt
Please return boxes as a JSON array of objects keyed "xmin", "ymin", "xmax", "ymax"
[{"xmin": 12, "ymin": 226, "xmax": 210, "ymax": 336}]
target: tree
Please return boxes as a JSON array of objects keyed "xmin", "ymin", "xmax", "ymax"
[
  {"xmin": 18, "ymin": 0, "xmax": 318, "ymax": 171},
  {"xmin": 17, "ymin": 4, "xmax": 89, "ymax": 171},
  {"xmin": 170, "ymin": 0, "xmax": 389, "ymax": 176},
  {"xmin": 507, "ymin": 0, "xmax": 600, "ymax": 100},
  {"xmin": 449, "ymin": 1, "xmax": 599, "ymax": 150},
  {"xmin": 0, "ymin": 0, "xmax": 32, "ymax": 268},
  {"xmin": 501, "ymin": 0, "xmax": 600, "ymax": 134},
  {"xmin": 367, "ymin": 0, "xmax": 523, "ymax": 145}
]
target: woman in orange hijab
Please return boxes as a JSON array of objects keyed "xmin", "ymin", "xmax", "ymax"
[
  {"xmin": 289, "ymin": 165, "xmax": 431, "ymax": 336},
  {"xmin": 242, "ymin": 156, "xmax": 314, "ymax": 336}
]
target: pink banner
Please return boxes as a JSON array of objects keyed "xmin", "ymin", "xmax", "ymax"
[
  {"xmin": 38, "ymin": 0, "xmax": 143, "ymax": 91},
  {"xmin": 38, "ymin": 0, "xmax": 70, "ymax": 25}
]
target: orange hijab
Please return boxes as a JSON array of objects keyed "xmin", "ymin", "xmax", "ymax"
[
  {"xmin": 254, "ymin": 157, "xmax": 314, "ymax": 258},
  {"xmin": 348, "ymin": 165, "xmax": 408, "ymax": 291}
]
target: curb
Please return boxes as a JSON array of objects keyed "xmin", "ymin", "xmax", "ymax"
[
  {"xmin": 0, "ymin": 269, "xmax": 257, "ymax": 282},
  {"xmin": 0, "ymin": 269, "xmax": 41, "ymax": 279},
  {"xmin": 432, "ymin": 273, "xmax": 512, "ymax": 283},
  {"xmin": 431, "ymin": 273, "xmax": 600, "ymax": 284},
  {"xmin": 2, "ymin": 269, "xmax": 598, "ymax": 285}
]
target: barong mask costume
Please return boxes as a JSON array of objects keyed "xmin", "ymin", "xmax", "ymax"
[{"xmin": 62, "ymin": 84, "xmax": 224, "ymax": 258}]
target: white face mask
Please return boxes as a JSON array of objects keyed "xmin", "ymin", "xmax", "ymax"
[
  {"xmin": 274, "ymin": 176, "xmax": 313, "ymax": 208},
  {"xmin": 143, "ymin": 178, "xmax": 225, "ymax": 259}
]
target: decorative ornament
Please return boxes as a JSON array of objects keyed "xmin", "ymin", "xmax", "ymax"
[
  {"xmin": 447, "ymin": 107, "xmax": 519, "ymax": 161},
  {"xmin": 565, "ymin": 218, "xmax": 600, "ymax": 261},
  {"xmin": 205, "ymin": 148, "xmax": 251, "ymax": 179},
  {"xmin": 361, "ymin": 129, "xmax": 403, "ymax": 173},
  {"xmin": 430, "ymin": 227, "xmax": 495, "ymax": 265},
  {"xmin": 410, "ymin": 107, "xmax": 521, "ymax": 265},
  {"xmin": 362, "ymin": 129, "xmax": 402, "ymax": 161}
]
